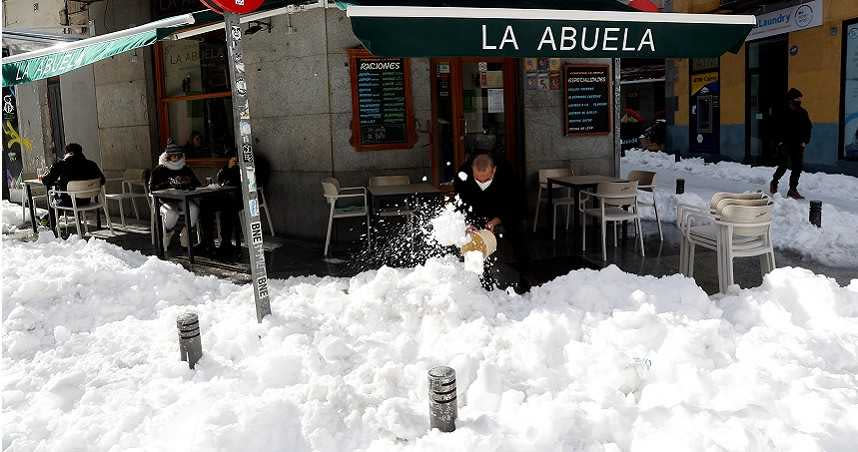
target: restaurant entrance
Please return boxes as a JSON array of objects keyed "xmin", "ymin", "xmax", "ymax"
[{"xmin": 430, "ymin": 58, "xmax": 518, "ymax": 184}]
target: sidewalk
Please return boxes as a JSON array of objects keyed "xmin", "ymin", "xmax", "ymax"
[{"xmin": 621, "ymin": 150, "xmax": 858, "ymax": 270}]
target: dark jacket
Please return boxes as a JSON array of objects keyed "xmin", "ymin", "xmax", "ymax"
[
  {"xmin": 453, "ymin": 154, "xmax": 524, "ymax": 226},
  {"xmin": 149, "ymin": 164, "xmax": 201, "ymax": 192},
  {"xmin": 41, "ymin": 153, "xmax": 105, "ymax": 206},
  {"xmin": 216, "ymin": 165, "xmax": 240, "ymax": 187},
  {"xmin": 779, "ymin": 105, "xmax": 812, "ymax": 147}
]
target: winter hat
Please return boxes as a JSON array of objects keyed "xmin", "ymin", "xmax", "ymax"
[
  {"xmin": 786, "ymin": 88, "xmax": 803, "ymax": 101},
  {"xmin": 165, "ymin": 142, "xmax": 184, "ymax": 156}
]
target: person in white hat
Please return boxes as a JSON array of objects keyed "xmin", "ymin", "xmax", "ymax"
[{"xmin": 149, "ymin": 142, "xmax": 202, "ymax": 251}]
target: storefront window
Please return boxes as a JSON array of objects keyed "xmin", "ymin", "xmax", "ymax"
[
  {"xmin": 156, "ymin": 31, "xmax": 233, "ymax": 161},
  {"xmin": 841, "ymin": 20, "xmax": 858, "ymax": 160}
]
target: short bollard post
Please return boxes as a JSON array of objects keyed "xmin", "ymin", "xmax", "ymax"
[
  {"xmin": 809, "ymin": 200, "xmax": 822, "ymax": 227},
  {"xmin": 675, "ymin": 178, "xmax": 685, "ymax": 195},
  {"xmin": 428, "ymin": 366, "xmax": 457, "ymax": 432},
  {"xmin": 177, "ymin": 312, "xmax": 202, "ymax": 369}
]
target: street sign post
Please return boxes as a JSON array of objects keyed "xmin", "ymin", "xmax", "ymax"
[{"xmin": 223, "ymin": 11, "xmax": 271, "ymax": 322}]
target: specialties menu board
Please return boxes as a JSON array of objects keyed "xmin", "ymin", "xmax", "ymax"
[
  {"xmin": 349, "ymin": 52, "xmax": 415, "ymax": 150},
  {"xmin": 563, "ymin": 65, "xmax": 611, "ymax": 135}
]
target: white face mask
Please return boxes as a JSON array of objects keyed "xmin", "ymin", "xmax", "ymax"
[{"xmin": 476, "ymin": 178, "xmax": 493, "ymax": 191}]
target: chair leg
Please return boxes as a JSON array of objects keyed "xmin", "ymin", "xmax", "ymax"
[
  {"xmin": 601, "ymin": 218, "xmax": 607, "ymax": 262},
  {"xmin": 74, "ymin": 211, "xmax": 83, "ymax": 237},
  {"xmin": 636, "ymin": 218, "xmax": 645, "ymax": 257},
  {"xmin": 565, "ymin": 205, "xmax": 571, "ymax": 230},
  {"xmin": 103, "ymin": 204, "xmax": 115, "ymax": 235},
  {"xmin": 552, "ymin": 204, "xmax": 558, "ymax": 241},
  {"xmin": 679, "ymin": 237, "xmax": 686, "ymax": 276},
  {"xmin": 613, "ymin": 222, "xmax": 618, "ymax": 247},
  {"xmin": 532, "ymin": 186, "xmax": 542, "ymax": 233},
  {"xmin": 581, "ymin": 212, "xmax": 587, "ymax": 252},
  {"xmin": 653, "ymin": 199, "xmax": 663, "ymax": 242},
  {"xmin": 324, "ymin": 206, "xmax": 335, "ymax": 257},
  {"xmin": 131, "ymin": 198, "xmax": 140, "ymax": 222},
  {"xmin": 118, "ymin": 200, "xmax": 126, "ymax": 228},
  {"xmin": 685, "ymin": 242, "xmax": 692, "ymax": 279}
]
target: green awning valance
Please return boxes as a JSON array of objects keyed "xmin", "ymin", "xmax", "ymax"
[
  {"xmin": 2, "ymin": 14, "xmax": 196, "ymax": 87},
  {"xmin": 345, "ymin": 5, "xmax": 755, "ymax": 58}
]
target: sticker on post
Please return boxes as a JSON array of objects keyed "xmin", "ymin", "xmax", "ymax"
[{"xmin": 249, "ymin": 199, "xmax": 259, "ymax": 217}]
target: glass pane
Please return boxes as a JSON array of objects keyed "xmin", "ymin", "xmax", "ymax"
[
  {"xmin": 168, "ymin": 97, "xmax": 235, "ymax": 158},
  {"xmin": 162, "ymin": 31, "xmax": 229, "ymax": 97},
  {"xmin": 461, "ymin": 61, "xmax": 506, "ymax": 159},
  {"xmin": 433, "ymin": 61, "xmax": 456, "ymax": 183}
]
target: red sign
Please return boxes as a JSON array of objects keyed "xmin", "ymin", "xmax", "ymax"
[{"xmin": 200, "ymin": 0, "xmax": 264, "ymax": 15}]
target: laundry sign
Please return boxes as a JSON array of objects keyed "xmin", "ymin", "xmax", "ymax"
[{"xmin": 746, "ymin": 0, "xmax": 823, "ymax": 41}]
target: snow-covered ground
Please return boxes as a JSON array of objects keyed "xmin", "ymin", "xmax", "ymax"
[
  {"xmin": 1, "ymin": 200, "xmax": 46, "ymax": 234},
  {"xmin": 621, "ymin": 150, "xmax": 858, "ymax": 269},
  {"xmin": 3, "ymin": 236, "xmax": 858, "ymax": 451}
]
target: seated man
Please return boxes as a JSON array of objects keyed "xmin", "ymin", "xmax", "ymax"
[
  {"xmin": 454, "ymin": 151, "xmax": 530, "ymax": 293},
  {"xmin": 212, "ymin": 150, "xmax": 271, "ymax": 257},
  {"xmin": 149, "ymin": 143, "xmax": 201, "ymax": 250},
  {"xmin": 40, "ymin": 143, "xmax": 105, "ymax": 207}
]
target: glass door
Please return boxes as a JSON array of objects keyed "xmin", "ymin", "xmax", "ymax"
[
  {"xmin": 431, "ymin": 58, "xmax": 517, "ymax": 185},
  {"xmin": 746, "ymin": 36, "xmax": 788, "ymax": 164}
]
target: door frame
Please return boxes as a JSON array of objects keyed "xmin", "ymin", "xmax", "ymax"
[{"xmin": 429, "ymin": 57, "xmax": 518, "ymax": 184}]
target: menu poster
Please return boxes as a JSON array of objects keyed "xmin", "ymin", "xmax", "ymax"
[
  {"xmin": 348, "ymin": 49, "xmax": 416, "ymax": 150},
  {"xmin": 563, "ymin": 65, "xmax": 611, "ymax": 135}
]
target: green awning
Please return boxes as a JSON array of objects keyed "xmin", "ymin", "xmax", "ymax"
[
  {"xmin": 345, "ymin": 3, "xmax": 755, "ymax": 58},
  {"xmin": 2, "ymin": 14, "xmax": 196, "ymax": 87}
]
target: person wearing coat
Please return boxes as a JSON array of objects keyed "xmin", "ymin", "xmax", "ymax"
[
  {"xmin": 149, "ymin": 143, "xmax": 201, "ymax": 250},
  {"xmin": 40, "ymin": 143, "xmax": 105, "ymax": 207},
  {"xmin": 770, "ymin": 88, "xmax": 813, "ymax": 199}
]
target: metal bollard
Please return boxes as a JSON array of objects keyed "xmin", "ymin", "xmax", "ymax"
[
  {"xmin": 809, "ymin": 200, "xmax": 822, "ymax": 228},
  {"xmin": 428, "ymin": 366, "xmax": 457, "ymax": 432},
  {"xmin": 675, "ymin": 178, "xmax": 685, "ymax": 195},
  {"xmin": 177, "ymin": 312, "xmax": 202, "ymax": 369}
]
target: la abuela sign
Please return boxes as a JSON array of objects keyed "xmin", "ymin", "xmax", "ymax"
[{"xmin": 481, "ymin": 25, "xmax": 655, "ymax": 53}]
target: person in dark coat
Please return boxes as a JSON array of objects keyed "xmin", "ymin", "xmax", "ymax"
[
  {"xmin": 149, "ymin": 143, "xmax": 201, "ymax": 250},
  {"xmin": 213, "ymin": 152, "xmax": 244, "ymax": 255},
  {"xmin": 454, "ymin": 151, "xmax": 530, "ymax": 293},
  {"xmin": 770, "ymin": 88, "xmax": 812, "ymax": 199},
  {"xmin": 40, "ymin": 143, "xmax": 105, "ymax": 207}
]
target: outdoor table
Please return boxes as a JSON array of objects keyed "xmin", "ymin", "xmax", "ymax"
[
  {"xmin": 22, "ymin": 178, "xmax": 58, "ymax": 234},
  {"xmin": 151, "ymin": 186, "xmax": 239, "ymax": 265},
  {"xmin": 367, "ymin": 183, "xmax": 441, "ymax": 217},
  {"xmin": 547, "ymin": 175, "xmax": 625, "ymax": 243}
]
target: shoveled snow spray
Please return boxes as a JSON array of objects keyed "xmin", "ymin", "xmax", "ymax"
[{"xmin": 428, "ymin": 366, "xmax": 457, "ymax": 432}]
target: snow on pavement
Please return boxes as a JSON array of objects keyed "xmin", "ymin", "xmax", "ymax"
[
  {"xmin": 3, "ymin": 236, "xmax": 858, "ymax": 451},
  {"xmin": 622, "ymin": 150, "xmax": 858, "ymax": 269}
]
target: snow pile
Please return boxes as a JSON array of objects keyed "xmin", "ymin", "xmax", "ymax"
[
  {"xmin": 623, "ymin": 150, "xmax": 858, "ymax": 268},
  {"xmin": 4, "ymin": 236, "xmax": 858, "ymax": 451},
  {"xmin": 429, "ymin": 203, "xmax": 469, "ymax": 247},
  {"xmin": 624, "ymin": 149, "xmax": 858, "ymax": 203},
  {"xmin": 1, "ymin": 199, "xmax": 46, "ymax": 234}
]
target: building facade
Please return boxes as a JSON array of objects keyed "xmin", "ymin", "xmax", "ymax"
[
  {"xmin": 5, "ymin": 0, "xmax": 618, "ymax": 239},
  {"xmin": 666, "ymin": 0, "xmax": 858, "ymax": 175}
]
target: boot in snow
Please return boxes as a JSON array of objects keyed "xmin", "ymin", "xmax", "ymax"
[{"xmin": 787, "ymin": 189, "xmax": 805, "ymax": 200}]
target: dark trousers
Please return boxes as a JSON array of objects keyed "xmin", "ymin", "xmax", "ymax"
[
  {"xmin": 218, "ymin": 192, "xmax": 243, "ymax": 247},
  {"xmin": 772, "ymin": 144, "xmax": 804, "ymax": 191}
]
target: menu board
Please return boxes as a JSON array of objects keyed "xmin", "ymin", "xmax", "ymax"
[
  {"xmin": 563, "ymin": 65, "xmax": 611, "ymax": 135},
  {"xmin": 348, "ymin": 49, "xmax": 416, "ymax": 150}
]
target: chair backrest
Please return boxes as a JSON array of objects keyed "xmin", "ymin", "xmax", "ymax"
[
  {"xmin": 321, "ymin": 177, "xmax": 341, "ymax": 198},
  {"xmin": 66, "ymin": 178, "xmax": 102, "ymax": 200},
  {"xmin": 123, "ymin": 168, "xmax": 147, "ymax": 183},
  {"xmin": 719, "ymin": 204, "xmax": 773, "ymax": 238},
  {"xmin": 537, "ymin": 168, "xmax": 574, "ymax": 185},
  {"xmin": 369, "ymin": 175, "xmax": 410, "ymax": 187},
  {"xmin": 626, "ymin": 170, "xmax": 656, "ymax": 187},
  {"xmin": 596, "ymin": 181, "xmax": 639, "ymax": 207},
  {"xmin": 709, "ymin": 192, "xmax": 767, "ymax": 211},
  {"xmin": 713, "ymin": 197, "xmax": 771, "ymax": 216}
]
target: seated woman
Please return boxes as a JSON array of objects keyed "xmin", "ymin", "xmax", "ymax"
[{"xmin": 149, "ymin": 143, "xmax": 201, "ymax": 250}]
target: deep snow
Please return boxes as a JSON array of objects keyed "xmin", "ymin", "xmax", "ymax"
[
  {"xmin": 3, "ymin": 236, "xmax": 858, "ymax": 451},
  {"xmin": 621, "ymin": 150, "xmax": 858, "ymax": 269}
]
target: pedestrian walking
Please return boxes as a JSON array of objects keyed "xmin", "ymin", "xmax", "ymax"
[{"xmin": 770, "ymin": 88, "xmax": 812, "ymax": 199}]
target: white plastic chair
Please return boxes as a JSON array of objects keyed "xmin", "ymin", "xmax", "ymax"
[
  {"xmin": 369, "ymin": 175, "xmax": 415, "ymax": 218},
  {"xmin": 679, "ymin": 193, "xmax": 775, "ymax": 293},
  {"xmin": 17, "ymin": 173, "xmax": 47, "ymax": 222},
  {"xmin": 626, "ymin": 170, "xmax": 662, "ymax": 242},
  {"xmin": 531, "ymin": 168, "xmax": 575, "ymax": 238},
  {"xmin": 105, "ymin": 169, "xmax": 152, "ymax": 229},
  {"xmin": 257, "ymin": 187, "xmax": 275, "ymax": 236},
  {"xmin": 49, "ymin": 178, "xmax": 115, "ymax": 237},
  {"xmin": 321, "ymin": 177, "xmax": 370, "ymax": 257},
  {"xmin": 579, "ymin": 181, "xmax": 644, "ymax": 261}
]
